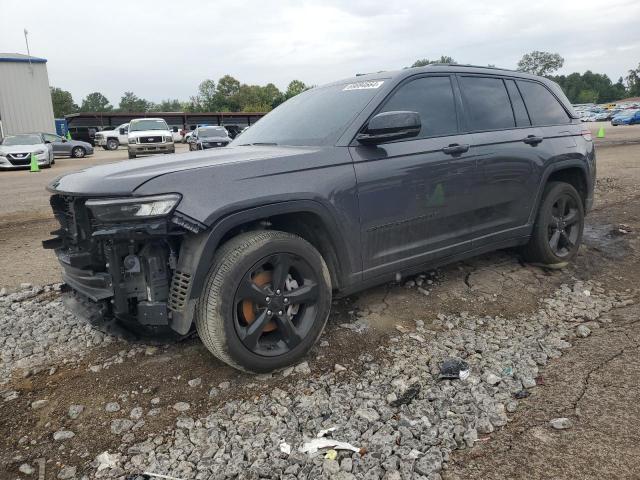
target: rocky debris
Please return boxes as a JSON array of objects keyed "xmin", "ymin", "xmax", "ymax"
[
  {"xmin": 110, "ymin": 419, "xmax": 134, "ymax": 435},
  {"xmin": 53, "ymin": 430, "xmax": 75, "ymax": 441},
  {"xmin": 576, "ymin": 324, "xmax": 592, "ymax": 338},
  {"xmin": 57, "ymin": 466, "xmax": 76, "ymax": 479},
  {"xmin": 172, "ymin": 401, "xmax": 190, "ymax": 412},
  {"xmin": 105, "ymin": 402, "xmax": 120, "ymax": 413},
  {"xmin": 30, "ymin": 399, "xmax": 48, "ymax": 409},
  {"xmin": 218, "ymin": 381, "xmax": 230, "ymax": 390},
  {"xmin": 483, "ymin": 372, "xmax": 502, "ymax": 386},
  {"xmin": 187, "ymin": 377, "xmax": 202, "ymax": 387},
  {"xmin": 68, "ymin": 404, "xmax": 84, "ymax": 419},
  {"xmin": 130, "ymin": 407, "xmax": 143, "ymax": 420},
  {"xmin": 294, "ymin": 361, "xmax": 311, "ymax": 375},
  {"xmin": 0, "ymin": 284, "xmax": 121, "ymax": 381},
  {"xmin": 550, "ymin": 417, "xmax": 573, "ymax": 430},
  {"xmin": 19, "ymin": 463, "xmax": 34, "ymax": 475},
  {"xmin": 334, "ymin": 363, "xmax": 347, "ymax": 373}
]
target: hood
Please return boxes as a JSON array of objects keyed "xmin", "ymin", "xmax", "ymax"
[
  {"xmin": 129, "ymin": 129, "xmax": 170, "ymax": 137},
  {"xmin": 48, "ymin": 145, "xmax": 321, "ymax": 196},
  {"xmin": 0, "ymin": 144, "xmax": 46, "ymax": 154},
  {"xmin": 198, "ymin": 135, "xmax": 230, "ymax": 142}
]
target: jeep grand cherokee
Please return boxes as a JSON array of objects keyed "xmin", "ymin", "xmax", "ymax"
[{"xmin": 44, "ymin": 65, "xmax": 595, "ymax": 372}]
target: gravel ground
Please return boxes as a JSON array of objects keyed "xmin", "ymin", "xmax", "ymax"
[{"xmin": 0, "ymin": 277, "xmax": 635, "ymax": 479}]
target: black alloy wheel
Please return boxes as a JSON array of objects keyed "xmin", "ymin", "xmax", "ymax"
[
  {"xmin": 547, "ymin": 194, "xmax": 581, "ymax": 258},
  {"xmin": 233, "ymin": 253, "xmax": 320, "ymax": 357}
]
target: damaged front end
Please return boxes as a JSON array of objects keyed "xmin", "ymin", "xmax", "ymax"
[{"xmin": 43, "ymin": 193, "xmax": 206, "ymax": 334}]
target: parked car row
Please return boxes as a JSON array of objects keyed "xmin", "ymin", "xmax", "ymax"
[
  {"xmin": 0, "ymin": 132, "xmax": 94, "ymax": 170},
  {"xmin": 573, "ymin": 101, "xmax": 640, "ymax": 125}
]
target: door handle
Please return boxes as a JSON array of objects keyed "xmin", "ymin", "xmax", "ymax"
[
  {"xmin": 442, "ymin": 143, "xmax": 470, "ymax": 155},
  {"xmin": 523, "ymin": 135, "xmax": 543, "ymax": 145}
]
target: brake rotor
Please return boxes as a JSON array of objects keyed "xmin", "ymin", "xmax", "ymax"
[{"xmin": 242, "ymin": 271, "xmax": 277, "ymax": 332}]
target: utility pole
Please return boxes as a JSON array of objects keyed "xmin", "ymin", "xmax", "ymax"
[{"xmin": 24, "ymin": 28, "xmax": 33, "ymax": 74}]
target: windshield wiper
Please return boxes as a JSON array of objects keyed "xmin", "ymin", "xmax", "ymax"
[{"xmin": 238, "ymin": 142, "xmax": 278, "ymax": 146}]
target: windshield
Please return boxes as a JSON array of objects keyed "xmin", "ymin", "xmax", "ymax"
[
  {"xmin": 199, "ymin": 127, "xmax": 227, "ymax": 137},
  {"xmin": 130, "ymin": 120, "xmax": 168, "ymax": 131},
  {"xmin": 232, "ymin": 81, "xmax": 384, "ymax": 146},
  {"xmin": 1, "ymin": 134, "xmax": 42, "ymax": 146}
]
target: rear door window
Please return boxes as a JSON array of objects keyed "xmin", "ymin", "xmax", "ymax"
[
  {"xmin": 458, "ymin": 76, "xmax": 515, "ymax": 131},
  {"xmin": 378, "ymin": 76, "xmax": 458, "ymax": 138},
  {"xmin": 517, "ymin": 80, "xmax": 570, "ymax": 125}
]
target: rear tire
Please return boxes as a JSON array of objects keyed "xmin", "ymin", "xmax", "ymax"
[
  {"xmin": 71, "ymin": 146, "xmax": 86, "ymax": 158},
  {"xmin": 196, "ymin": 231, "xmax": 332, "ymax": 373},
  {"xmin": 522, "ymin": 181, "xmax": 584, "ymax": 265}
]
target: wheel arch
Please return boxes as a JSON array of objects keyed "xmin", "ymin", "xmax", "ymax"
[
  {"xmin": 168, "ymin": 200, "xmax": 355, "ymax": 334},
  {"xmin": 528, "ymin": 160, "xmax": 590, "ymax": 225}
]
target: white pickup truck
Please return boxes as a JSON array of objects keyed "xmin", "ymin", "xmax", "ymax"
[
  {"xmin": 127, "ymin": 118, "xmax": 175, "ymax": 159},
  {"xmin": 94, "ymin": 123, "xmax": 129, "ymax": 150}
]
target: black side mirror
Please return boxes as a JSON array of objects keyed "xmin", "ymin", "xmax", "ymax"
[
  {"xmin": 119, "ymin": 128, "xmax": 126, "ymax": 135},
  {"xmin": 356, "ymin": 111, "xmax": 421, "ymax": 145},
  {"xmin": 172, "ymin": 127, "xmax": 178, "ymax": 133},
  {"xmin": 61, "ymin": 138, "xmax": 67, "ymax": 142}
]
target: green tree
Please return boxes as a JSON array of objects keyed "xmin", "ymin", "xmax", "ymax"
[
  {"xmin": 216, "ymin": 75, "xmax": 241, "ymax": 110},
  {"xmin": 551, "ymin": 71, "xmax": 629, "ymax": 103},
  {"xmin": 576, "ymin": 89, "xmax": 599, "ymax": 104},
  {"xmin": 193, "ymin": 79, "xmax": 218, "ymax": 111},
  {"xmin": 284, "ymin": 80, "xmax": 308, "ymax": 100},
  {"xmin": 626, "ymin": 63, "xmax": 640, "ymax": 97},
  {"xmin": 119, "ymin": 92, "xmax": 150, "ymax": 112},
  {"xmin": 517, "ymin": 51, "xmax": 564, "ymax": 77},
  {"xmin": 80, "ymin": 92, "xmax": 112, "ymax": 112},
  {"xmin": 155, "ymin": 99, "xmax": 183, "ymax": 111},
  {"xmin": 411, "ymin": 56, "xmax": 456, "ymax": 68},
  {"xmin": 50, "ymin": 87, "xmax": 77, "ymax": 117}
]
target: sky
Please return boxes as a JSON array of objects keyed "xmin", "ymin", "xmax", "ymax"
[{"xmin": 1, "ymin": 0, "xmax": 639, "ymax": 105}]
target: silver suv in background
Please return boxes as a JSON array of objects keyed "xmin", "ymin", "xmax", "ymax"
[{"xmin": 127, "ymin": 118, "xmax": 175, "ymax": 159}]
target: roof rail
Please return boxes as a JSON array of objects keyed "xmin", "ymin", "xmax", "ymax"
[{"xmin": 424, "ymin": 63, "xmax": 518, "ymax": 72}]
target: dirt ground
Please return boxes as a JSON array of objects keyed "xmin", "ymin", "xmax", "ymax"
[{"xmin": 1, "ymin": 124, "xmax": 640, "ymax": 479}]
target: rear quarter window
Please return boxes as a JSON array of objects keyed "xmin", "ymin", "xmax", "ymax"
[{"xmin": 517, "ymin": 80, "xmax": 571, "ymax": 125}]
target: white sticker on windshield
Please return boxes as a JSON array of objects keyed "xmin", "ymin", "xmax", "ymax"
[{"xmin": 343, "ymin": 80, "xmax": 384, "ymax": 91}]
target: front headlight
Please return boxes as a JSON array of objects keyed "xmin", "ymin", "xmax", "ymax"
[
  {"xmin": 128, "ymin": 137, "xmax": 137, "ymax": 144},
  {"xmin": 35, "ymin": 150, "xmax": 46, "ymax": 155},
  {"xmin": 85, "ymin": 194, "xmax": 181, "ymax": 222},
  {"xmin": 165, "ymin": 136, "xmax": 173, "ymax": 143}
]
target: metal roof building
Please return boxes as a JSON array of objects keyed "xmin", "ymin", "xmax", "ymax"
[{"xmin": 0, "ymin": 53, "xmax": 55, "ymax": 137}]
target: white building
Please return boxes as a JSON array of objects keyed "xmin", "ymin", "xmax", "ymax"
[{"xmin": 0, "ymin": 53, "xmax": 55, "ymax": 137}]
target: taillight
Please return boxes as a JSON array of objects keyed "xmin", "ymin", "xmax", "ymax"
[{"xmin": 581, "ymin": 129, "xmax": 592, "ymax": 141}]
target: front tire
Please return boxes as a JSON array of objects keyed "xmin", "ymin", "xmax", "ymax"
[
  {"xmin": 106, "ymin": 138, "xmax": 119, "ymax": 150},
  {"xmin": 522, "ymin": 181, "xmax": 584, "ymax": 265},
  {"xmin": 128, "ymin": 151, "xmax": 136, "ymax": 159},
  {"xmin": 196, "ymin": 231, "xmax": 332, "ymax": 373}
]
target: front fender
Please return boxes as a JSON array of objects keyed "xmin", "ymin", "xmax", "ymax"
[{"xmin": 167, "ymin": 200, "xmax": 358, "ymax": 335}]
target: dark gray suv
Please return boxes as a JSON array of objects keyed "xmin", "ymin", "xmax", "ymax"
[{"xmin": 44, "ymin": 65, "xmax": 595, "ymax": 372}]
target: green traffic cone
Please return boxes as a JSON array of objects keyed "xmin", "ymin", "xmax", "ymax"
[
  {"xmin": 66, "ymin": 131, "xmax": 72, "ymax": 140},
  {"xmin": 30, "ymin": 152, "xmax": 40, "ymax": 172},
  {"xmin": 597, "ymin": 126, "xmax": 605, "ymax": 138}
]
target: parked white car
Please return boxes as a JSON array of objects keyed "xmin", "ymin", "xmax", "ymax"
[
  {"xmin": 94, "ymin": 123, "xmax": 129, "ymax": 150},
  {"xmin": 127, "ymin": 118, "xmax": 175, "ymax": 159}
]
